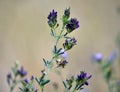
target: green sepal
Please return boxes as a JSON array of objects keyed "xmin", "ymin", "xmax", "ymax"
[
  {"xmin": 35, "ymin": 77, "xmax": 40, "ymax": 84},
  {"xmin": 53, "ymin": 45, "xmax": 57, "ymax": 54}
]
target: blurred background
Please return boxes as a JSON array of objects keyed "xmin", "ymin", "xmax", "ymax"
[{"xmin": 0, "ymin": 0, "xmax": 120, "ymax": 92}]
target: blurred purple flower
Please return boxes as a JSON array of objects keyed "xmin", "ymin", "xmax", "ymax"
[
  {"xmin": 30, "ymin": 75, "xmax": 34, "ymax": 80},
  {"xmin": 107, "ymin": 51, "xmax": 117, "ymax": 63},
  {"xmin": 7, "ymin": 73, "xmax": 12, "ymax": 85},
  {"xmin": 60, "ymin": 49, "xmax": 68, "ymax": 59},
  {"xmin": 24, "ymin": 78, "xmax": 29, "ymax": 84},
  {"xmin": 92, "ymin": 53, "xmax": 103, "ymax": 62},
  {"xmin": 17, "ymin": 66, "xmax": 27, "ymax": 77},
  {"xmin": 7, "ymin": 73, "xmax": 12, "ymax": 79}
]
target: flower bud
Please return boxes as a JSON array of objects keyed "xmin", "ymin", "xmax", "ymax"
[
  {"xmin": 47, "ymin": 10, "xmax": 57, "ymax": 28},
  {"xmin": 62, "ymin": 7, "xmax": 70, "ymax": 25}
]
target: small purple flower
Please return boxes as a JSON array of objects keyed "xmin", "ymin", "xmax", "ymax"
[
  {"xmin": 7, "ymin": 73, "xmax": 12, "ymax": 79},
  {"xmin": 84, "ymin": 81, "xmax": 89, "ymax": 85},
  {"xmin": 63, "ymin": 37, "xmax": 77, "ymax": 50},
  {"xmin": 59, "ymin": 49, "xmax": 68, "ymax": 59},
  {"xmin": 92, "ymin": 53, "xmax": 103, "ymax": 62},
  {"xmin": 77, "ymin": 71, "xmax": 91, "ymax": 86},
  {"xmin": 7, "ymin": 73, "xmax": 12, "ymax": 85},
  {"xmin": 47, "ymin": 9, "xmax": 57, "ymax": 28},
  {"xmin": 66, "ymin": 76, "xmax": 74, "ymax": 85},
  {"xmin": 17, "ymin": 66, "xmax": 27, "ymax": 77},
  {"xmin": 24, "ymin": 78, "xmax": 29, "ymax": 84},
  {"xmin": 66, "ymin": 18, "xmax": 79, "ymax": 33},
  {"xmin": 30, "ymin": 75, "xmax": 34, "ymax": 80}
]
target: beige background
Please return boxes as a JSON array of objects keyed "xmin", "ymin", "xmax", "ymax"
[{"xmin": 0, "ymin": 0, "xmax": 120, "ymax": 92}]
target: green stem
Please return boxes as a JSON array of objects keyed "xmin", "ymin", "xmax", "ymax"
[
  {"xmin": 39, "ymin": 24, "xmax": 65, "ymax": 92},
  {"xmin": 55, "ymin": 25, "xmax": 65, "ymax": 46},
  {"xmin": 10, "ymin": 83, "xmax": 17, "ymax": 92},
  {"xmin": 48, "ymin": 25, "xmax": 65, "ymax": 68},
  {"xmin": 10, "ymin": 77, "xmax": 18, "ymax": 92},
  {"xmin": 41, "ymin": 86, "xmax": 44, "ymax": 92}
]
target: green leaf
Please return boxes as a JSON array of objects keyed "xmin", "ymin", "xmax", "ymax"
[
  {"xmin": 62, "ymin": 81, "xmax": 67, "ymax": 88},
  {"xmin": 58, "ymin": 52, "xmax": 64, "ymax": 56},
  {"xmin": 41, "ymin": 80, "xmax": 50, "ymax": 86},
  {"xmin": 53, "ymin": 45, "xmax": 57, "ymax": 54},
  {"xmin": 12, "ymin": 67, "xmax": 18, "ymax": 77},
  {"xmin": 50, "ymin": 29, "xmax": 54, "ymax": 36},
  {"xmin": 39, "ymin": 74, "xmax": 45, "ymax": 83},
  {"xmin": 35, "ymin": 78, "xmax": 40, "ymax": 84},
  {"xmin": 57, "ymin": 48, "xmax": 62, "ymax": 53},
  {"xmin": 103, "ymin": 68, "xmax": 112, "ymax": 80},
  {"xmin": 43, "ymin": 58, "xmax": 47, "ymax": 66},
  {"xmin": 68, "ymin": 85, "xmax": 72, "ymax": 90}
]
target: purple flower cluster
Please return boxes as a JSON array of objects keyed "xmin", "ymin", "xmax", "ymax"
[
  {"xmin": 6, "ymin": 65, "xmax": 28, "ymax": 92},
  {"xmin": 65, "ymin": 71, "xmax": 91, "ymax": 91},
  {"xmin": 24, "ymin": 76, "xmax": 34, "ymax": 84},
  {"xmin": 47, "ymin": 10, "xmax": 57, "ymax": 28},
  {"xmin": 20, "ymin": 76, "xmax": 38, "ymax": 92},
  {"xmin": 63, "ymin": 37, "xmax": 77, "ymax": 50},
  {"xmin": 6, "ymin": 8, "xmax": 91, "ymax": 92},
  {"xmin": 66, "ymin": 18, "xmax": 79, "ymax": 33},
  {"xmin": 17, "ymin": 66, "xmax": 27, "ymax": 77},
  {"xmin": 66, "ymin": 76, "xmax": 74, "ymax": 85},
  {"xmin": 77, "ymin": 71, "xmax": 92, "ymax": 86},
  {"xmin": 92, "ymin": 51, "xmax": 117, "ymax": 63}
]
